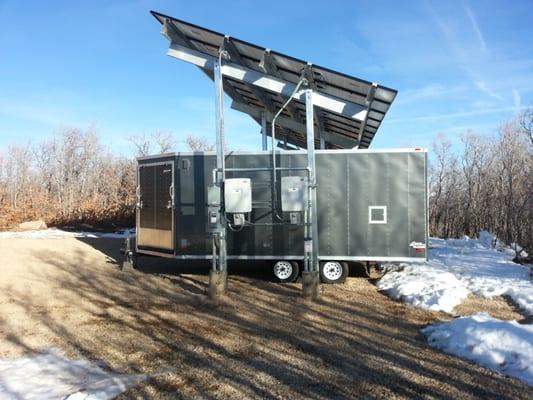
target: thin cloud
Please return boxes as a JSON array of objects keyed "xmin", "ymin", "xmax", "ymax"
[
  {"xmin": 474, "ymin": 81, "xmax": 505, "ymax": 102},
  {"xmin": 0, "ymin": 98, "xmax": 82, "ymax": 127},
  {"xmin": 396, "ymin": 84, "xmax": 468, "ymax": 105},
  {"xmin": 512, "ymin": 89, "xmax": 521, "ymax": 109},
  {"xmin": 397, "ymin": 121, "xmax": 498, "ymax": 139},
  {"xmin": 463, "ymin": 4, "xmax": 488, "ymax": 54},
  {"xmin": 388, "ymin": 105, "xmax": 527, "ymax": 123},
  {"xmin": 424, "ymin": 1, "xmax": 509, "ymax": 107}
]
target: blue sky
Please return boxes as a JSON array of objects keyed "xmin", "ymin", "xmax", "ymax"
[{"xmin": 0, "ymin": 0, "xmax": 531, "ymax": 155}]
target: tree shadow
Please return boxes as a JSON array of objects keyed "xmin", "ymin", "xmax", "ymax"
[{"xmin": 0, "ymin": 238, "xmax": 530, "ymax": 399}]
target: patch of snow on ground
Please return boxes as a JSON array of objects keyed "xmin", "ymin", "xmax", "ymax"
[
  {"xmin": 0, "ymin": 228, "xmax": 135, "ymax": 240},
  {"xmin": 0, "ymin": 348, "xmax": 142, "ymax": 399},
  {"xmin": 422, "ymin": 313, "xmax": 533, "ymax": 386},
  {"xmin": 377, "ymin": 264, "xmax": 469, "ymax": 313},
  {"xmin": 377, "ymin": 235, "xmax": 533, "ymax": 315}
]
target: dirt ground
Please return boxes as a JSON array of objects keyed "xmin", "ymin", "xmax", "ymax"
[{"xmin": 0, "ymin": 237, "xmax": 531, "ymax": 399}]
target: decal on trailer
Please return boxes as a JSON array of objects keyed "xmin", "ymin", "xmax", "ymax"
[{"xmin": 409, "ymin": 241, "xmax": 426, "ymax": 253}]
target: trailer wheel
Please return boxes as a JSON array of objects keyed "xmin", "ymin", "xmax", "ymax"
[
  {"xmin": 319, "ymin": 261, "xmax": 348, "ymax": 284},
  {"xmin": 273, "ymin": 260, "xmax": 299, "ymax": 283}
]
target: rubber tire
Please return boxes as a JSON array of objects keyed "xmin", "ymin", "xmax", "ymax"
[
  {"xmin": 273, "ymin": 260, "xmax": 300, "ymax": 283},
  {"xmin": 319, "ymin": 261, "xmax": 349, "ymax": 284}
]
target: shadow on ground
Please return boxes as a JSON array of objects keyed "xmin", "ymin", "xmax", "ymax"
[
  {"xmin": 1, "ymin": 237, "xmax": 531, "ymax": 399},
  {"xmin": 76, "ymin": 237, "xmax": 372, "ymax": 281}
]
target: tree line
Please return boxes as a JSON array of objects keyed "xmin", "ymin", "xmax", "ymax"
[
  {"xmin": 0, "ymin": 128, "xmax": 213, "ymax": 229},
  {"xmin": 0, "ymin": 110, "xmax": 531, "ymax": 257},
  {"xmin": 429, "ymin": 108, "xmax": 532, "ymax": 257}
]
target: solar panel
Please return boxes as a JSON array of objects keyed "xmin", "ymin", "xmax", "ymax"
[{"xmin": 151, "ymin": 11, "xmax": 397, "ymax": 149}]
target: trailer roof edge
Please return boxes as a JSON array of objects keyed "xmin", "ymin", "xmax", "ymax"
[{"xmin": 136, "ymin": 147, "xmax": 427, "ymax": 161}]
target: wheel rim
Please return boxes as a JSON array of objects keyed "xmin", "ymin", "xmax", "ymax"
[
  {"xmin": 273, "ymin": 261, "xmax": 293, "ymax": 280},
  {"xmin": 322, "ymin": 261, "xmax": 343, "ymax": 281}
]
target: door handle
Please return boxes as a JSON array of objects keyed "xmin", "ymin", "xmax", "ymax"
[{"xmin": 168, "ymin": 184, "xmax": 174, "ymax": 209}]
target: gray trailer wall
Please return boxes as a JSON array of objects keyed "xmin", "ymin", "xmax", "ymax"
[{"xmin": 138, "ymin": 150, "xmax": 428, "ymax": 261}]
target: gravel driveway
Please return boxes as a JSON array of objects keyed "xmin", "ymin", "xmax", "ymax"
[{"xmin": 0, "ymin": 237, "xmax": 531, "ymax": 399}]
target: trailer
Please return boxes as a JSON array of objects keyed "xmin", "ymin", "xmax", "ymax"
[
  {"xmin": 122, "ymin": 12, "xmax": 428, "ymax": 298},
  {"xmin": 129, "ymin": 149, "xmax": 428, "ymax": 282}
]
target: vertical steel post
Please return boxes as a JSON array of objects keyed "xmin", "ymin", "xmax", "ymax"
[
  {"xmin": 301, "ymin": 89, "xmax": 320, "ymax": 299},
  {"xmin": 214, "ymin": 59, "xmax": 227, "ymax": 275},
  {"xmin": 305, "ymin": 89, "xmax": 319, "ymax": 273},
  {"xmin": 320, "ymin": 135, "xmax": 326, "ymax": 149},
  {"xmin": 261, "ymin": 112, "xmax": 267, "ymax": 151}
]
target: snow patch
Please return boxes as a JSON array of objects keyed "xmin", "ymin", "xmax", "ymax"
[
  {"xmin": 377, "ymin": 236, "xmax": 533, "ymax": 315},
  {"xmin": 0, "ymin": 348, "xmax": 142, "ymax": 399},
  {"xmin": 422, "ymin": 313, "xmax": 533, "ymax": 386},
  {"xmin": 377, "ymin": 264, "xmax": 469, "ymax": 313},
  {"xmin": 0, "ymin": 228, "xmax": 135, "ymax": 240}
]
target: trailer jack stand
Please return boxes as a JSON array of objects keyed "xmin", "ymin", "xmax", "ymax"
[
  {"xmin": 302, "ymin": 271, "xmax": 320, "ymax": 300},
  {"xmin": 208, "ymin": 269, "xmax": 228, "ymax": 299}
]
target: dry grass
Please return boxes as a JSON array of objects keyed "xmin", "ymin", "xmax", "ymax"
[
  {"xmin": 454, "ymin": 294, "xmax": 526, "ymax": 322},
  {"xmin": 0, "ymin": 237, "xmax": 531, "ymax": 399}
]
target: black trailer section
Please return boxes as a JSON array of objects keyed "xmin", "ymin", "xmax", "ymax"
[{"xmin": 135, "ymin": 149, "xmax": 428, "ymax": 264}]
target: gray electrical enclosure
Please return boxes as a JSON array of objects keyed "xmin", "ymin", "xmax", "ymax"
[
  {"xmin": 281, "ymin": 176, "xmax": 307, "ymax": 212},
  {"xmin": 224, "ymin": 178, "xmax": 252, "ymax": 213},
  {"xmin": 136, "ymin": 148, "xmax": 428, "ymax": 262}
]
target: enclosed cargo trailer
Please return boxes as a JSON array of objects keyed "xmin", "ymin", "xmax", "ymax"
[
  {"xmin": 124, "ymin": 11, "xmax": 428, "ymax": 296},
  {"xmin": 132, "ymin": 148, "xmax": 428, "ymax": 283}
]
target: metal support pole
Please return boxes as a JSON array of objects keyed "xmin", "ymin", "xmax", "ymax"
[
  {"xmin": 302, "ymin": 89, "xmax": 320, "ymax": 299},
  {"xmin": 320, "ymin": 135, "xmax": 326, "ymax": 149},
  {"xmin": 261, "ymin": 112, "xmax": 267, "ymax": 151},
  {"xmin": 210, "ymin": 56, "xmax": 228, "ymax": 298}
]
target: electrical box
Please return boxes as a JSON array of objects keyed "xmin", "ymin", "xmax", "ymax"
[
  {"xmin": 224, "ymin": 178, "xmax": 252, "ymax": 213},
  {"xmin": 207, "ymin": 184, "xmax": 221, "ymax": 231},
  {"xmin": 281, "ymin": 176, "xmax": 307, "ymax": 212}
]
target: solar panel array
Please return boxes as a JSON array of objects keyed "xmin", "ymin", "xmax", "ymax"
[{"xmin": 151, "ymin": 11, "xmax": 397, "ymax": 149}]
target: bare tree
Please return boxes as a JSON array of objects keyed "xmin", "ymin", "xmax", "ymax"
[
  {"xmin": 0, "ymin": 127, "xmax": 137, "ymax": 229},
  {"xmin": 429, "ymin": 117, "xmax": 532, "ymax": 257},
  {"xmin": 127, "ymin": 131, "xmax": 177, "ymax": 156},
  {"xmin": 185, "ymin": 134, "xmax": 215, "ymax": 151},
  {"xmin": 126, "ymin": 133, "xmax": 151, "ymax": 157},
  {"xmin": 519, "ymin": 106, "xmax": 532, "ymax": 146},
  {"xmin": 152, "ymin": 130, "xmax": 176, "ymax": 154}
]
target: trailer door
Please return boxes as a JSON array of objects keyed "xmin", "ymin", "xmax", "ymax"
[{"xmin": 137, "ymin": 162, "xmax": 174, "ymax": 251}]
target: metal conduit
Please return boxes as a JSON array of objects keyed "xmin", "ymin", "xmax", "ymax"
[{"xmin": 270, "ymin": 78, "xmax": 308, "ymax": 220}]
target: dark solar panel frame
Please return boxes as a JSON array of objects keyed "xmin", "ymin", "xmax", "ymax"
[{"xmin": 151, "ymin": 11, "xmax": 397, "ymax": 149}]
